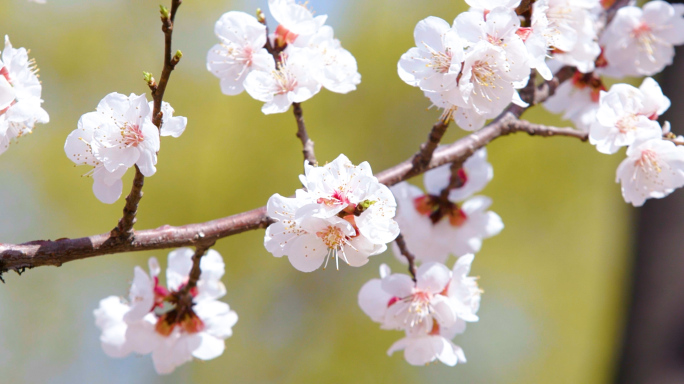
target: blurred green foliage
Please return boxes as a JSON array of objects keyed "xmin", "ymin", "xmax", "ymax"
[{"xmin": 0, "ymin": 0, "xmax": 631, "ymax": 383}]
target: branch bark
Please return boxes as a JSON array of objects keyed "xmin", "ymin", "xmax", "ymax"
[
  {"xmin": 0, "ymin": 68, "xmax": 584, "ymax": 274},
  {"xmin": 293, "ymin": 102, "xmax": 316, "ymax": 165},
  {"xmin": 394, "ymin": 233, "xmax": 417, "ymax": 281}
]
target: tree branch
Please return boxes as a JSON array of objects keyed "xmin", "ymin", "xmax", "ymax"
[
  {"xmin": 409, "ymin": 119, "xmax": 449, "ymax": 177},
  {"xmin": 114, "ymin": 0, "xmax": 182, "ymax": 240},
  {"xmin": 0, "ymin": 68, "xmax": 586, "ymax": 274},
  {"xmin": 293, "ymin": 102, "xmax": 316, "ymax": 165}
]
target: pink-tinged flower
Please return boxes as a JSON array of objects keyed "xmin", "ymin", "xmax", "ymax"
[
  {"xmin": 616, "ymin": 137, "xmax": 684, "ymax": 207},
  {"xmin": 0, "ymin": 35, "xmax": 49, "ymax": 155},
  {"xmin": 589, "ymin": 80, "xmax": 666, "ymax": 154},
  {"xmin": 358, "ymin": 257, "xmax": 481, "ymax": 367},
  {"xmin": 207, "ymin": 11, "xmax": 275, "ymax": 96},
  {"xmin": 65, "ymin": 93, "xmax": 173, "ymax": 203},
  {"xmin": 268, "ymin": 0, "xmax": 327, "ymax": 43},
  {"xmin": 601, "ymin": 1, "xmax": 684, "ymax": 77},
  {"xmin": 243, "ymin": 48, "xmax": 321, "ymax": 114},
  {"xmin": 94, "ymin": 248, "xmax": 237, "ymax": 375},
  {"xmin": 264, "ymin": 154, "xmax": 399, "ymax": 272}
]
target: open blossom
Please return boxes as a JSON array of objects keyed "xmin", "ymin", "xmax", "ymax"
[
  {"xmin": 94, "ymin": 248, "xmax": 238, "ymax": 375},
  {"xmin": 65, "ymin": 93, "xmax": 185, "ymax": 203},
  {"xmin": 589, "ymin": 79, "xmax": 667, "ymax": 154},
  {"xmin": 397, "ymin": 16, "xmax": 465, "ymax": 97},
  {"xmin": 601, "ymin": 1, "xmax": 684, "ymax": 77},
  {"xmin": 545, "ymin": 0, "xmax": 601, "ymax": 73},
  {"xmin": 207, "ymin": 12, "xmax": 275, "ymax": 96},
  {"xmin": 544, "ymin": 70, "xmax": 605, "ymax": 132},
  {"xmin": 264, "ymin": 154, "xmax": 399, "ymax": 272},
  {"xmin": 244, "ymin": 48, "xmax": 321, "ymax": 114},
  {"xmin": 0, "ymin": 35, "xmax": 49, "ymax": 155},
  {"xmin": 616, "ymin": 137, "xmax": 684, "ymax": 207},
  {"xmin": 358, "ymin": 256, "xmax": 481, "ymax": 366},
  {"xmin": 294, "ymin": 25, "xmax": 361, "ymax": 94},
  {"xmin": 391, "ymin": 153, "xmax": 502, "ymax": 264}
]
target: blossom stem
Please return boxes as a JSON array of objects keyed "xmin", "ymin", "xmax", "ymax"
[
  {"xmin": 293, "ymin": 102, "xmax": 316, "ymax": 165},
  {"xmin": 395, "ymin": 233, "xmax": 417, "ymax": 281}
]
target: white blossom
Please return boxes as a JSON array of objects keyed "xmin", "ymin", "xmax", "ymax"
[
  {"xmin": 589, "ymin": 80, "xmax": 665, "ymax": 154},
  {"xmin": 358, "ymin": 256, "xmax": 481, "ymax": 367},
  {"xmin": 544, "ymin": 0, "xmax": 602, "ymax": 73},
  {"xmin": 94, "ymin": 249, "xmax": 237, "ymax": 375},
  {"xmin": 244, "ymin": 48, "xmax": 321, "ymax": 114},
  {"xmin": 207, "ymin": 12, "xmax": 275, "ymax": 96},
  {"xmin": 295, "ymin": 25, "xmax": 361, "ymax": 94},
  {"xmin": 65, "ymin": 93, "xmax": 169, "ymax": 203},
  {"xmin": 387, "ymin": 332, "xmax": 467, "ymax": 366},
  {"xmin": 0, "ymin": 36, "xmax": 49, "ymax": 155},
  {"xmin": 544, "ymin": 70, "xmax": 604, "ymax": 132},
  {"xmin": 397, "ymin": 17, "xmax": 465, "ymax": 97},
  {"xmin": 268, "ymin": 0, "xmax": 327, "ymax": 43},
  {"xmin": 465, "ymin": 0, "xmax": 521, "ymax": 12},
  {"xmin": 264, "ymin": 154, "xmax": 399, "ymax": 272},
  {"xmin": 616, "ymin": 137, "xmax": 684, "ymax": 207},
  {"xmin": 601, "ymin": 1, "xmax": 684, "ymax": 77}
]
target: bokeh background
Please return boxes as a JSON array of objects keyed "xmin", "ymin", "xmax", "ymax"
[{"xmin": 0, "ymin": 0, "xmax": 665, "ymax": 382}]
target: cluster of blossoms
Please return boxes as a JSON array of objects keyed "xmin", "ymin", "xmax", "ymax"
[
  {"xmin": 391, "ymin": 149, "xmax": 503, "ymax": 264},
  {"xmin": 587, "ymin": 78, "xmax": 684, "ymax": 206},
  {"xmin": 355, "ymin": 150, "xmax": 500, "ymax": 365},
  {"xmin": 64, "ymin": 93, "xmax": 186, "ymax": 203},
  {"xmin": 545, "ymin": 1, "xmax": 684, "ymax": 133},
  {"xmin": 398, "ymin": 0, "xmax": 602, "ymax": 131},
  {"xmin": 94, "ymin": 248, "xmax": 238, "ymax": 374},
  {"xmin": 206, "ymin": 0, "xmax": 361, "ymax": 114},
  {"xmin": 358, "ymin": 257, "xmax": 481, "ymax": 366},
  {"xmin": 264, "ymin": 154, "xmax": 400, "ymax": 272},
  {"xmin": 400, "ymin": 0, "xmax": 684, "ymax": 206},
  {"xmin": 0, "ymin": 36, "xmax": 49, "ymax": 155}
]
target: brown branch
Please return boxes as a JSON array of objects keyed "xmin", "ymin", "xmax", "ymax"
[
  {"xmin": 114, "ymin": 0, "xmax": 182, "ymax": 240},
  {"xmin": 394, "ymin": 233, "xmax": 417, "ymax": 281},
  {"xmin": 409, "ymin": 119, "xmax": 450, "ymax": 178},
  {"xmin": 293, "ymin": 102, "xmax": 316, "ymax": 165},
  {"xmin": 0, "ymin": 66, "xmax": 586, "ymax": 273}
]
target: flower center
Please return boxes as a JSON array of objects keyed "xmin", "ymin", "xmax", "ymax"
[
  {"xmin": 316, "ymin": 225, "xmax": 346, "ymax": 249},
  {"xmin": 121, "ymin": 123, "xmax": 144, "ymax": 147},
  {"xmin": 635, "ymin": 149, "xmax": 661, "ymax": 173},
  {"xmin": 616, "ymin": 114, "xmax": 638, "ymax": 133},
  {"xmin": 273, "ymin": 65, "xmax": 298, "ymax": 95},
  {"xmin": 632, "ymin": 22, "xmax": 659, "ymax": 59},
  {"xmin": 413, "ymin": 195, "xmax": 468, "ymax": 227},
  {"xmin": 429, "ymin": 48, "xmax": 453, "ymax": 74},
  {"xmin": 391, "ymin": 289, "xmax": 434, "ymax": 328}
]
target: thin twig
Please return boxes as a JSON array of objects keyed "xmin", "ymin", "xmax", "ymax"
[
  {"xmin": 293, "ymin": 102, "xmax": 316, "ymax": 165},
  {"xmin": 114, "ymin": 0, "xmax": 182, "ymax": 239},
  {"xmin": 394, "ymin": 233, "xmax": 417, "ymax": 281},
  {"xmin": 0, "ymin": 67, "xmax": 587, "ymax": 273}
]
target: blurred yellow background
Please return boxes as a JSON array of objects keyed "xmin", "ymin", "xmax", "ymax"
[{"xmin": 0, "ymin": 0, "xmax": 631, "ymax": 382}]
